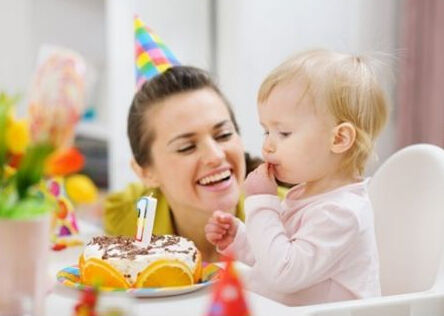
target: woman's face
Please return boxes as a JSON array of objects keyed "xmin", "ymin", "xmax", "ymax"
[{"xmin": 141, "ymin": 88, "xmax": 246, "ymax": 216}]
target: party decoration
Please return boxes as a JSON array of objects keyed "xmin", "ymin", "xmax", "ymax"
[
  {"xmin": 41, "ymin": 149, "xmax": 99, "ymax": 250},
  {"xmin": 28, "ymin": 45, "xmax": 86, "ymax": 148},
  {"xmin": 134, "ymin": 15, "xmax": 180, "ymax": 89},
  {"xmin": 206, "ymin": 255, "xmax": 251, "ymax": 316},
  {"xmin": 41, "ymin": 176, "xmax": 83, "ymax": 250},
  {"xmin": 26, "ymin": 45, "xmax": 98, "ymax": 249},
  {"xmin": 73, "ymin": 287, "xmax": 98, "ymax": 316},
  {"xmin": 0, "ymin": 43, "xmax": 99, "ymax": 242}
]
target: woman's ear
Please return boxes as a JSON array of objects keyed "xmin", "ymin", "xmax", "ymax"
[
  {"xmin": 331, "ymin": 122, "xmax": 356, "ymax": 154},
  {"xmin": 130, "ymin": 158, "xmax": 159, "ymax": 188}
]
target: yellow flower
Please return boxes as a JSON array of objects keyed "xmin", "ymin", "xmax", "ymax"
[
  {"xmin": 6, "ymin": 118, "xmax": 30, "ymax": 155},
  {"xmin": 3, "ymin": 165, "xmax": 16, "ymax": 179},
  {"xmin": 65, "ymin": 174, "xmax": 98, "ymax": 204}
]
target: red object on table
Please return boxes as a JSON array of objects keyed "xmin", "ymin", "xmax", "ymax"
[
  {"xmin": 51, "ymin": 243, "xmax": 67, "ymax": 251},
  {"xmin": 206, "ymin": 254, "xmax": 250, "ymax": 316},
  {"xmin": 74, "ymin": 287, "xmax": 98, "ymax": 316}
]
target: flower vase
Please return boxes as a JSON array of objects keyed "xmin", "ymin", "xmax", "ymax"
[{"xmin": 0, "ymin": 213, "xmax": 51, "ymax": 316}]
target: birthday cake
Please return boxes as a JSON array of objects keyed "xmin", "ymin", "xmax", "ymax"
[{"xmin": 79, "ymin": 235, "xmax": 202, "ymax": 289}]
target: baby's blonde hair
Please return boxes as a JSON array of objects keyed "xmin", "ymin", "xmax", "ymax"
[{"xmin": 258, "ymin": 49, "xmax": 389, "ymax": 176}]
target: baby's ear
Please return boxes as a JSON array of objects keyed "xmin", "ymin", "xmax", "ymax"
[
  {"xmin": 130, "ymin": 158, "xmax": 160, "ymax": 188},
  {"xmin": 331, "ymin": 122, "xmax": 356, "ymax": 154}
]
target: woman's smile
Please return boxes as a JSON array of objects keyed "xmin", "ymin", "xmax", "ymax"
[{"xmin": 197, "ymin": 167, "xmax": 234, "ymax": 192}]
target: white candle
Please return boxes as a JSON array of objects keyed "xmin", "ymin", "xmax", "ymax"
[{"xmin": 135, "ymin": 195, "xmax": 157, "ymax": 247}]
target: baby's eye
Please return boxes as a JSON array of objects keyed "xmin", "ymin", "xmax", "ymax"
[
  {"xmin": 177, "ymin": 144, "xmax": 196, "ymax": 154},
  {"xmin": 215, "ymin": 131, "xmax": 233, "ymax": 141},
  {"xmin": 279, "ymin": 132, "xmax": 291, "ymax": 138},
  {"xmin": 263, "ymin": 131, "xmax": 270, "ymax": 136}
]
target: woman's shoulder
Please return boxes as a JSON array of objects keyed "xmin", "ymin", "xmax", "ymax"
[
  {"xmin": 236, "ymin": 186, "xmax": 288, "ymax": 222},
  {"xmin": 104, "ymin": 183, "xmax": 163, "ymax": 235},
  {"xmin": 105, "ymin": 183, "xmax": 163, "ymax": 210},
  {"xmin": 277, "ymin": 186, "xmax": 289, "ymax": 199}
]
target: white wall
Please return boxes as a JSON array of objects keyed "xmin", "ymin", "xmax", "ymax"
[
  {"xmin": 31, "ymin": 0, "xmax": 106, "ymax": 117},
  {"xmin": 0, "ymin": 0, "xmax": 105, "ymax": 113},
  {"xmin": 0, "ymin": 0, "xmax": 400, "ymax": 190},
  {"xmin": 106, "ymin": 0, "xmax": 212, "ymax": 190},
  {"xmin": 0, "ymin": 0, "xmax": 33, "ymax": 106},
  {"xmin": 217, "ymin": 0, "xmax": 399, "ymax": 175}
]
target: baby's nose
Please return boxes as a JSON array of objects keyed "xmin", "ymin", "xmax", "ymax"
[{"xmin": 263, "ymin": 138, "xmax": 276, "ymax": 154}]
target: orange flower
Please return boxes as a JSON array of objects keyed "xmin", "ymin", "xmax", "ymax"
[{"xmin": 45, "ymin": 147, "xmax": 85, "ymax": 177}]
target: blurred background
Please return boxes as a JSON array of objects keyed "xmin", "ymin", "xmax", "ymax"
[{"xmin": 0, "ymin": 0, "xmax": 443, "ymax": 191}]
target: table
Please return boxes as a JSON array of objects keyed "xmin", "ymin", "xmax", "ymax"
[{"xmin": 46, "ymin": 220, "xmax": 444, "ymax": 316}]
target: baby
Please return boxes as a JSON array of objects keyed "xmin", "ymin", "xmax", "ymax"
[{"xmin": 205, "ymin": 49, "xmax": 388, "ymax": 306}]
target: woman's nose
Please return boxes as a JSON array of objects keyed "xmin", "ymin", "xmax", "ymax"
[{"xmin": 202, "ymin": 139, "xmax": 225, "ymax": 165}]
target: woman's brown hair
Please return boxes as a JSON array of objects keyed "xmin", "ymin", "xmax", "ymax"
[{"xmin": 127, "ymin": 66, "xmax": 261, "ymax": 176}]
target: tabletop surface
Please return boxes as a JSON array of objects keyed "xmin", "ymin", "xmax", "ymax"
[{"xmin": 45, "ymin": 220, "xmax": 444, "ymax": 316}]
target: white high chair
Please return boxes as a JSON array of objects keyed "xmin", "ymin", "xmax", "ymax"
[
  {"xmin": 306, "ymin": 144, "xmax": 444, "ymax": 316},
  {"xmin": 369, "ymin": 143, "xmax": 444, "ymax": 296}
]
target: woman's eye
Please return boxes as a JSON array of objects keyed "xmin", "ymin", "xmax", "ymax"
[
  {"xmin": 279, "ymin": 132, "xmax": 291, "ymax": 138},
  {"xmin": 263, "ymin": 131, "xmax": 269, "ymax": 136},
  {"xmin": 215, "ymin": 132, "xmax": 233, "ymax": 141},
  {"xmin": 177, "ymin": 144, "xmax": 196, "ymax": 153}
]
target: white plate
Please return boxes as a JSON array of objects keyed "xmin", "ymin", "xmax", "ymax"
[{"xmin": 56, "ymin": 263, "xmax": 220, "ymax": 298}]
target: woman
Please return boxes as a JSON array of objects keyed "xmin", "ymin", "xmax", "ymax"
[{"xmin": 104, "ymin": 66, "xmax": 270, "ymax": 262}]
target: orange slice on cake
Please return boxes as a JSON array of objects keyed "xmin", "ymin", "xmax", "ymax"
[
  {"xmin": 135, "ymin": 259, "xmax": 193, "ymax": 288},
  {"xmin": 193, "ymin": 251, "xmax": 203, "ymax": 283},
  {"xmin": 81, "ymin": 258, "xmax": 130, "ymax": 289}
]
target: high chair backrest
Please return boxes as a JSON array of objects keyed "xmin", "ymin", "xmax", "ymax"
[{"xmin": 369, "ymin": 144, "xmax": 444, "ymax": 296}]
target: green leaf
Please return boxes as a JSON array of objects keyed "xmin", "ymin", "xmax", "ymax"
[
  {"xmin": 15, "ymin": 143, "xmax": 54, "ymax": 199},
  {"xmin": 0, "ymin": 92, "xmax": 20, "ymax": 182}
]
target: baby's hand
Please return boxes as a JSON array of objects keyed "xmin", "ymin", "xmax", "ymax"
[
  {"xmin": 205, "ymin": 210, "xmax": 238, "ymax": 251},
  {"xmin": 243, "ymin": 163, "xmax": 278, "ymax": 197}
]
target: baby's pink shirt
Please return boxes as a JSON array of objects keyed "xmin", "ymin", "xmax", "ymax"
[{"xmin": 222, "ymin": 179, "xmax": 381, "ymax": 306}]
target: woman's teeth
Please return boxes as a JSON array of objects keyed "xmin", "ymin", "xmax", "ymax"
[{"xmin": 198, "ymin": 170, "xmax": 231, "ymax": 185}]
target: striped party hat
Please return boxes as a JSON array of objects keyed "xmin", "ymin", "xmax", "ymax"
[{"xmin": 134, "ymin": 16, "xmax": 180, "ymax": 89}]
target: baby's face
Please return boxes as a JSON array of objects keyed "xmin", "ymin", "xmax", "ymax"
[{"xmin": 258, "ymin": 79, "xmax": 338, "ymax": 186}]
